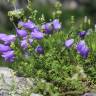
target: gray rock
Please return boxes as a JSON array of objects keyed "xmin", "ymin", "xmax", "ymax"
[
  {"xmin": 30, "ymin": 93, "xmax": 43, "ymax": 96},
  {"xmin": 0, "ymin": 67, "xmax": 43, "ymax": 96},
  {"xmin": 83, "ymin": 93, "xmax": 96, "ymax": 96}
]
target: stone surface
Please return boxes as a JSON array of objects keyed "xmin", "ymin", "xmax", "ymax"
[
  {"xmin": 0, "ymin": 67, "xmax": 43, "ymax": 96},
  {"xmin": 83, "ymin": 93, "xmax": 96, "ymax": 96},
  {"xmin": 31, "ymin": 93, "xmax": 43, "ymax": 96}
]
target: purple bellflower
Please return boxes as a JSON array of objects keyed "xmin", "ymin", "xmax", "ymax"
[
  {"xmin": 4, "ymin": 35, "xmax": 16, "ymax": 45},
  {"xmin": 35, "ymin": 46, "xmax": 44, "ymax": 54},
  {"xmin": 7, "ymin": 35, "xmax": 16, "ymax": 42},
  {"xmin": 79, "ymin": 31, "xmax": 86, "ymax": 38},
  {"xmin": 0, "ymin": 44, "xmax": 11, "ymax": 53},
  {"xmin": 31, "ymin": 29, "xmax": 44, "ymax": 40},
  {"xmin": 1, "ymin": 50, "xmax": 15, "ymax": 62},
  {"xmin": 42, "ymin": 22, "xmax": 53, "ymax": 34},
  {"xmin": 16, "ymin": 28, "xmax": 27, "ymax": 37},
  {"xmin": 22, "ymin": 20, "xmax": 36, "ymax": 30},
  {"xmin": 52, "ymin": 19, "xmax": 61, "ymax": 30},
  {"xmin": 76, "ymin": 40, "xmax": 89, "ymax": 59},
  {"xmin": 0, "ymin": 34, "xmax": 16, "ymax": 45},
  {"xmin": 65, "ymin": 39, "xmax": 74, "ymax": 48}
]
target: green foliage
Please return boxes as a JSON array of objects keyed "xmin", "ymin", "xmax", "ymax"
[
  {"xmin": 4, "ymin": 0, "xmax": 96, "ymax": 95},
  {"xmin": 8, "ymin": 28, "xmax": 96, "ymax": 95},
  {"xmin": 32, "ymin": 79, "xmax": 60, "ymax": 96}
]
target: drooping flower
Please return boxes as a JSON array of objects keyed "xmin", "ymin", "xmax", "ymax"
[
  {"xmin": 81, "ymin": 45, "xmax": 89, "ymax": 58},
  {"xmin": 0, "ymin": 34, "xmax": 16, "ymax": 45},
  {"xmin": 7, "ymin": 35, "xmax": 16, "ymax": 42},
  {"xmin": 42, "ymin": 22, "xmax": 53, "ymax": 34},
  {"xmin": 35, "ymin": 46, "xmax": 44, "ymax": 54},
  {"xmin": 31, "ymin": 29, "xmax": 44, "ymax": 40},
  {"xmin": 65, "ymin": 39, "xmax": 74, "ymax": 48},
  {"xmin": 52, "ymin": 19, "xmax": 61, "ymax": 30},
  {"xmin": 76, "ymin": 40, "xmax": 85, "ymax": 52},
  {"xmin": 4, "ymin": 35, "xmax": 16, "ymax": 45},
  {"xmin": 76, "ymin": 40, "xmax": 89, "ymax": 59},
  {"xmin": 1, "ymin": 50, "xmax": 15, "ymax": 62},
  {"xmin": 79, "ymin": 31, "xmax": 86, "ymax": 38},
  {"xmin": 20, "ymin": 39, "xmax": 28, "ymax": 49},
  {"xmin": 22, "ymin": 20, "xmax": 36, "ymax": 30},
  {"xmin": 16, "ymin": 28, "xmax": 27, "ymax": 37},
  {"xmin": 0, "ymin": 44, "xmax": 11, "ymax": 53}
]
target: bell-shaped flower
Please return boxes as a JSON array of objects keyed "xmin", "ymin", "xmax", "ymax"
[
  {"xmin": 0, "ymin": 34, "xmax": 16, "ymax": 45},
  {"xmin": 52, "ymin": 19, "xmax": 61, "ymax": 30},
  {"xmin": 76, "ymin": 40, "xmax": 89, "ymax": 59},
  {"xmin": 4, "ymin": 35, "xmax": 16, "ymax": 45},
  {"xmin": 16, "ymin": 28, "xmax": 27, "ymax": 37},
  {"xmin": 7, "ymin": 35, "xmax": 16, "ymax": 42},
  {"xmin": 42, "ymin": 22, "xmax": 53, "ymax": 34},
  {"xmin": 65, "ymin": 39, "xmax": 74, "ymax": 48},
  {"xmin": 31, "ymin": 29, "xmax": 44, "ymax": 40},
  {"xmin": 35, "ymin": 45, "xmax": 44, "ymax": 54},
  {"xmin": 77, "ymin": 40, "xmax": 85, "ymax": 52},
  {"xmin": 0, "ymin": 44, "xmax": 11, "ymax": 53},
  {"xmin": 79, "ymin": 31, "xmax": 86, "ymax": 38},
  {"xmin": 1, "ymin": 50, "xmax": 15, "ymax": 62},
  {"xmin": 22, "ymin": 20, "xmax": 36, "ymax": 30}
]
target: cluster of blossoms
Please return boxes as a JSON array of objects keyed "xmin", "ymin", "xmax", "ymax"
[
  {"xmin": 0, "ymin": 18, "xmax": 90, "ymax": 62},
  {"xmin": 17, "ymin": 19, "xmax": 61, "ymax": 53},
  {"xmin": 65, "ymin": 31, "xmax": 89, "ymax": 59},
  {"xmin": 0, "ymin": 19, "xmax": 61, "ymax": 62},
  {"xmin": 0, "ymin": 34, "xmax": 16, "ymax": 62}
]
